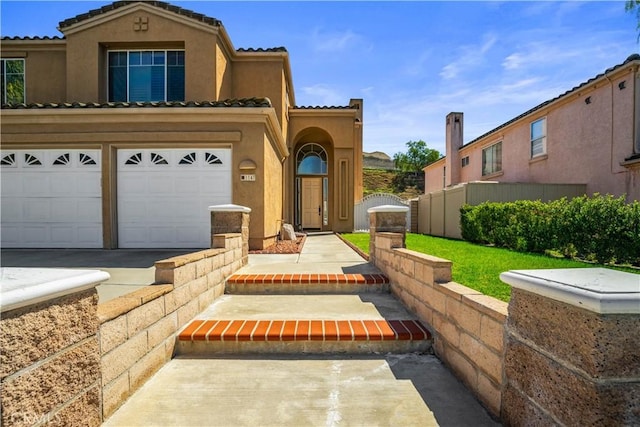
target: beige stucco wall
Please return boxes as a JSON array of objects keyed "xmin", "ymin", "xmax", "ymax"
[
  {"xmin": 1, "ymin": 40, "xmax": 67, "ymax": 104},
  {"xmin": 287, "ymin": 108, "xmax": 362, "ymax": 232},
  {"xmin": 230, "ymin": 123, "xmax": 284, "ymax": 249},
  {"xmin": 0, "ymin": 2, "xmax": 362, "ymax": 246},
  {"xmin": 1, "ymin": 107, "xmax": 285, "ymax": 249},
  {"xmin": 62, "ymin": 6, "xmax": 221, "ymax": 102},
  {"xmin": 425, "ymin": 62, "xmax": 640, "ymax": 201},
  {"xmin": 215, "ymin": 42, "xmax": 233, "ymax": 100},
  {"xmin": 232, "ymin": 58, "xmax": 289, "ymax": 132}
]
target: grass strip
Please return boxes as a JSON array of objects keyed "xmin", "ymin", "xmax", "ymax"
[{"xmin": 340, "ymin": 233, "xmax": 637, "ymax": 302}]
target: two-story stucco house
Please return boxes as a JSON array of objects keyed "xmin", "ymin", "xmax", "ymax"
[
  {"xmin": 0, "ymin": 1, "xmax": 364, "ymax": 250},
  {"xmin": 424, "ymin": 54, "xmax": 640, "ymax": 202}
]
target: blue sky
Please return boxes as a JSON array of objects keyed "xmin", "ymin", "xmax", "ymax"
[{"xmin": 1, "ymin": 1, "xmax": 638, "ymax": 156}]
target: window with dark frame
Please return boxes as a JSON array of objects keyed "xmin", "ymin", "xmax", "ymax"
[
  {"xmin": 108, "ymin": 50, "xmax": 185, "ymax": 102},
  {"xmin": 1, "ymin": 58, "xmax": 25, "ymax": 104},
  {"xmin": 482, "ymin": 142, "xmax": 502, "ymax": 176}
]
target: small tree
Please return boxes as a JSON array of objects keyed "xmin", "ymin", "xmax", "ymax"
[
  {"xmin": 626, "ymin": 0, "xmax": 640, "ymax": 38},
  {"xmin": 392, "ymin": 140, "xmax": 441, "ymax": 172}
]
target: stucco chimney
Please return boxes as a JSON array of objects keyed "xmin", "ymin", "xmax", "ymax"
[{"xmin": 445, "ymin": 112, "xmax": 463, "ymax": 187}]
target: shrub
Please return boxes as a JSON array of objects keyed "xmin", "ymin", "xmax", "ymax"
[{"xmin": 460, "ymin": 194, "xmax": 640, "ymax": 266}]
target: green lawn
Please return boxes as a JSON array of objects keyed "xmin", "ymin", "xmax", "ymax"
[{"xmin": 340, "ymin": 233, "xmax": 638, "ymax": 302}]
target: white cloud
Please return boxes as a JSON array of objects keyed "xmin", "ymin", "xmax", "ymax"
[
  {"xmin": 299, "ymin": 84, "xmax": 345, "ymax": 107},
  {"xmin": 502, "ymin": 53, "xmax": 523, "ymax": 70},
  {"xmin": 439, "ymin": 33, "xmax": 498, "ymax": 80},
  {"xmin": 310, "ymin": 28, "xmax": 369, "ymax": 53}
]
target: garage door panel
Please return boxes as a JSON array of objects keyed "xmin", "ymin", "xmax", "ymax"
[
  {"xmin": 23, "ymin": 174, "xmax": 51, "ymax": 195},
  {"xmin": 77, "ymin": 199, "xmax": 101, "ymax": 219},
  {"xmin": 1, "ymin": 149, "xmax": 102, "ymax": 248},
  {"xmin": 1, "ymin": 226, "xmax": 20, "ymax": 245},
  {"xmin": 1, "ymin": 174, "xmax": 21, "ymax": 195},
  {"xmin": 117, "ymin": 148, "xmax": 231, "ymax": 248},
  {"xmin": 23, "ymin": 225, "xmax": 49, "ymax": 244},
  {"xmin": 50, "ymin": 199, "xmax": 76, "ymax": 221},
  {"xmin": 51, "ymin": 225, "xmax": 74, "ymax": 244},
  {"xmin": 119, "ymin": 202, "xmax": 148, "ymax": 221},
  {"xmin": 175, "ymin": 227, "xmax": 201, "ymax": 244},
  {"xmin": 23, "ymin": 199, "xmax": 51, "ymax": 221},
  {"xmin": 76, "ymin": 226, "xmax": 102, "ymax": 244},
  {"xmin": 2, "ymin": 199, "xmax": 22, "ymax": 221},
  {"xmin": 148, "ymin": 175, "xmax": 173, "ymax": 193}
]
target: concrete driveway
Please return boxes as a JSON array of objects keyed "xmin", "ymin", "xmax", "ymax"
[{"xmin": 0, "ymin": 248, "xmax": 197, "ymax": 303}]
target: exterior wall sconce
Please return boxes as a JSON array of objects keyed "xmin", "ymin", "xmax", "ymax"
[
  {"xmin": 619, "ymin": 81, "xmax": 626, "ymax": 90},
  {"xmin": 584, "ymin": 96, "xmax": 591, "ymax": 105}
]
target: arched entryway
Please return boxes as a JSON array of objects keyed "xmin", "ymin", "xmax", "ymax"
[{"xmin": 295, "ymin": 143, "xmax": 329, "ymax": 230}]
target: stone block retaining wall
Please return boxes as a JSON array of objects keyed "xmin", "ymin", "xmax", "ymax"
[
  {"xmin": 1, "ymin": 289, "xmax": 102, "ymax": 427},
  {"xmin": 98, "ymin": 234, "xmax": 246, "ymax": 419},
  {"xmin": 370, "ymin": 231, "xmax": 507, "ymax": 417}
]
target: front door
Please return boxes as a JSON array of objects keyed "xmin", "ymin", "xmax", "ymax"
[{"xmin": 302, "ymin": 177, "xmax": 322, "ymax": 229}]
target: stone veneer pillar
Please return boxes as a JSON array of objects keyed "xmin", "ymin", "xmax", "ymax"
[
  {"xmin": 209, "ymin": 204, "xmax": 251, "ymax": 262},
  {"xmin": 1, "ymin": 268, "xmax": 110, "ymax": 426},
  {"xmin": 499, "ymin": 268, "xmax": 640, "ymax": 426},
  {"xmin": 367, "ymin": 205, "xmax": 409, "ymax": 263}
]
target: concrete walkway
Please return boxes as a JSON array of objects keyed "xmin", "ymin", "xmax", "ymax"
[
  {"xmin": 104, "ymin": 233, "xmax": 500, "ymax": 426},
  {"xmin": 241, "ymin": 232, "xmax": 380, "ymax": 274}
]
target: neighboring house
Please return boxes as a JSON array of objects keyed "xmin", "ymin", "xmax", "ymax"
[
  {"xmin": 0, "ymin": 1, "xmax": 363, "ymax": 250},
  {"xmin": 424, "ymin": 54, "xmax": 640, "ymax": 202}
]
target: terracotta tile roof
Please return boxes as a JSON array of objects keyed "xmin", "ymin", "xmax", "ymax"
[
  {"xmin": 1, "ymin": 36, "xmax": 65, "ymax": 41},
  {"xmin": 237, "ymin": 47, "xmax": 287, "ymax": 53},
  {"xmin": 293, "ymin": 105, "xmax": 359, "ymax": 110},
  {"xmin": 58, "ymin": 1, "xmax": 222, "ymax": 30},
  {"xmin": 463, "ymin": 53, "xmax": 640, "ymax": 149},
  {"xmin": 1, "ymin": 98, "xmax": 272, "ymax": 109}
]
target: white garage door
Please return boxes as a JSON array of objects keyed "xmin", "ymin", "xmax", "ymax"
[
  {"xmin": 0, "ymin": 150, "xmax": 103, "ymax": 248},
  {"xmin": 117, "ymin": 149, "xmax": 231, "ymax": 248}
]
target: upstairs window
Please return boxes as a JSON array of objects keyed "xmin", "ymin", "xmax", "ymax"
[
  {"xmin": 482, "ymin": 142, "xmax": 502, "ymax": 176},
  {"xmin": 108, "ymin": 50, "xmax": 184, "ymax": 102},
  {"xmin": 1, "ymin": 59, "xmax": 25, "ymax": 103},
  {"xmin": 530, "ymin": 117, "xmax": 547, "ymax": 158}
]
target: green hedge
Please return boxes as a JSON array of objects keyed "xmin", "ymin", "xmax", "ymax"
[{"xmin": 460, "ymin": 194, "xmax": 640, "ymax": 266}]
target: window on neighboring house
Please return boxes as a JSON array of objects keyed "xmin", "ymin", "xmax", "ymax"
[
  {"xmin": 482, "ymin": 142, "xmax": 502, "ymax": 176},
  {"xmin": 1, "ymin": 59, "xmax": 25, "ymax": 103},
  {"xmin": 530, "ymin": 118, "xmax": 546, "ymax": 158},
  {"xmin": 461, "ymin": 156, "xmax": 469, "ymax": 167},
  {"xmin": 108, "ymin": 50, "xmax": 185, "ymax": 102}
]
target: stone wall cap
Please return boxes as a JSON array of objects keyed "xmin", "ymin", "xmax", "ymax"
[
  {"xmin": 367, "ymin": 205, "xmax": 410, "ymax": 214},
  {"xmin": 0, "ymin": 267, "xmax": 110, "ymax": 313},
  {"xmin": 208, "ymin": 204, "xmax": 251, "ymax": 213},
  {"xmin": 500, "ymin": 268, "xmax": 640, "ymax": 314}
]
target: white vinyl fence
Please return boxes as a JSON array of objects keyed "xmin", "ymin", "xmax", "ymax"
[{"xmin": 353, "ymin": 193, "xmax": 411, "ymax": 231}]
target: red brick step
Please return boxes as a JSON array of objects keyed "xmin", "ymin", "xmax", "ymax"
[
  {"xmin": 225, "ymin": 273, "xmax": 390, "ymax": 294},
  {"xmin": 177, "ymin": 319, "xmax": 432, "ymax": 355}
]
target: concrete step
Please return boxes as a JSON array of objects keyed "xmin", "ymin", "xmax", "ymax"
[
  {"xmin": 176, "ymin": 294, "xmax": 432, "ymax": 355},
  {"xmin": 226, "ymin": 273, "xmax": 389, "ymax": 294}
]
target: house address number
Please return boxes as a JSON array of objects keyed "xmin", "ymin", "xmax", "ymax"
[{"xmin": 240, "ymin": 174, "xmax": 256, "ymax": 182}]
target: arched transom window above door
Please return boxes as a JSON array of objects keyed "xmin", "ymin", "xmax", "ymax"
[{"xmin": 296, "ymin": 143, "xmax": 327, "ymax": 175}]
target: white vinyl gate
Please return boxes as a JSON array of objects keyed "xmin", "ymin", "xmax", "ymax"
[{"xmin": 353, "ymin": 193, "xmax": 410, "ymax": 231}]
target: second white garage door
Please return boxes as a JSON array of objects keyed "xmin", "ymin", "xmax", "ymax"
[{"xmin": 117, "ymin": 149, "xmax": 231, "ymax": 248}]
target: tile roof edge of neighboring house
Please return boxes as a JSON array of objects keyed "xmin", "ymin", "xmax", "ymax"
[
  {"xmin": 237, "ymin": 47, "xmax": 288, "ymax": 53},
  {"xmin": 292, "ymin": 105, "xmax": 358, "ymax": 110},
  {"xmin": 58, "ymin": 1, "xmax": 222, "ymax": 30},
  {"xmin": 1, "ymin": 36, "xmax": 65, "ymax": 41},
  {"xmin": 0, "ymin": 98, "xmax": 273, "ymax": 109},
  {"xmin": 455, "ymin": 53, "xmax": 640, "ymax": 152}
]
